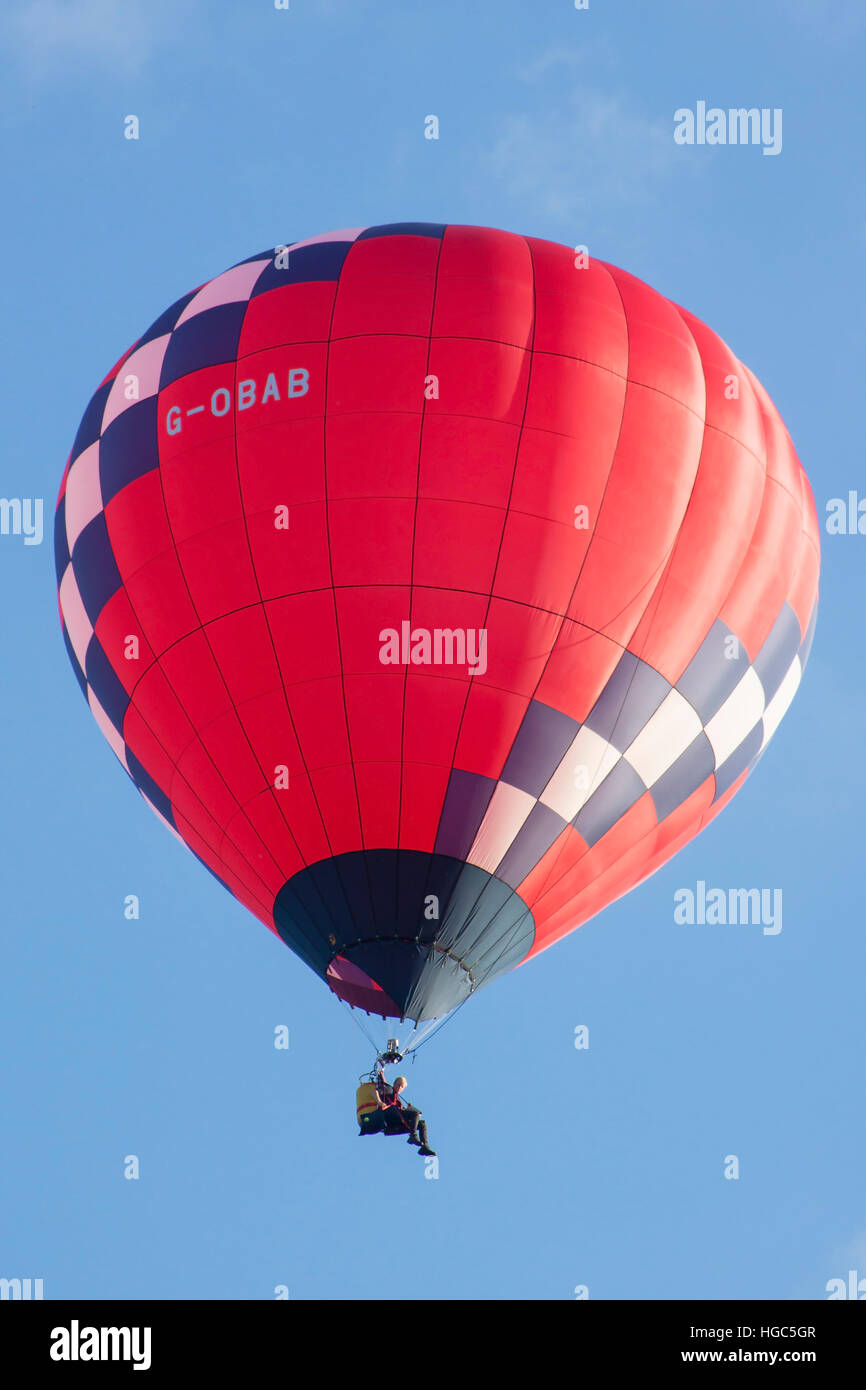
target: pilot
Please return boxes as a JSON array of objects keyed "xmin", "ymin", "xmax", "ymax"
[{"xmin": 375, "ymin": 1073, "xmax": 436, "ymax": 1157}]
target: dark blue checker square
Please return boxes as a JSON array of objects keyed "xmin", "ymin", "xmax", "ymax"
[
  {"xmin": 72, "ymin": 512, "xmax": 123, "ymax": 626},
  {"xmin": 54, "ymin": 494, "xmax": 70, "ymax": 582},
  {"xmin": 434, "ymin": 769, "xmax": 497, "ymax": 861},
  {"xmin": 136, "ymin": 289, "xmax": 201, "ymax": 349},
  {"xmin": 650, "ymin": 731, "xmax": 715, "ymax": 822},
  {"xmin": 250, "ymin": 240, "xmax": 354, "ymax": 296},
  {"xmin": 84, "ymin": 635, "xmax": 130, "ymax": 735},
  {"xmin": 99, "ymin": 397, "xmax": 159, "ymax": 507},
  {"xmin": 159, "ymin": 302, "xmax": 248, "ymax": 389},
  {"xmin": 501, "ymin": 699, "xmax": 579, "ymax": 798},
  {"xmin": 799, "ymin": 602, "xmax": 818, "ymax": 669},
  {"xmin": 677, "ymin": 618, "xmax": 752, "ymax": 723},
  {"xmin": 69, "ymin": 380, "xmax": 112, "ymax": 462},
  {"xmin": 62, "ymin": 622, "xmax": 88, "ymax": 700},
  {"xmin": 357, "ymin": 223, "xmax": 446, "ymax": 241},
  {"xmin": 752, "ymin": 602, "xmax": 801, "ymax": 705},
  {"xmin": 573, "ymin": 757, "xmax": 646, "ymax": 848},
  {"xmin": 497, "ymin": 802, "xmax": 566, "ymax": 890},
  {"xmin": 585, "ymin": 651, "xmax": 669, "ymax": 750},
  {"xmin": 713, "ymin": 721, "xmax": 763, "ymax": 801},
  {"xmin": 126, "ymin": 746, "xmax": 175, "ymax": 827}
]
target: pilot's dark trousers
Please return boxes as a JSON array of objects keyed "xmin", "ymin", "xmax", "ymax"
[{"xmin": 383, "ymin": 1106, "xmax": 429, "ymax": 1145}]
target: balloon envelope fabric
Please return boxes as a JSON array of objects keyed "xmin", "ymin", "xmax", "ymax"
[{"xmin": 54, "ymin": 224, "xmax": 819, "ymax": 1023}]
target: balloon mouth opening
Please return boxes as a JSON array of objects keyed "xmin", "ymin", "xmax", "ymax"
[{"xmin": 326, "ymin": 956, "xmax": 403, "ymax": 1019}]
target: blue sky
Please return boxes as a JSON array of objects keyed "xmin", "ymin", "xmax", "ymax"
[{"xmin": 1, "ymin": 0, "xmax": 864, "ymax": 1300}]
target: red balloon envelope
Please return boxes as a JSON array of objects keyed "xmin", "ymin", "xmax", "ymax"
[{"xmin": 54, "ymin": 223, "xmax": 819, "ymax": 1025}]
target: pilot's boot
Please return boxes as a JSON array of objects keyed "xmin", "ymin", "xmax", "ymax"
[{"xmin": 416, "ymin": 1120, "xmax": 436, "ymax": 1157}]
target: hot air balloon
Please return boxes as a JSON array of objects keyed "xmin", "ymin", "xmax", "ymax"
[{"xmin": 54, "ymin": 223, "xmax": 819, "ymax": 1057}]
